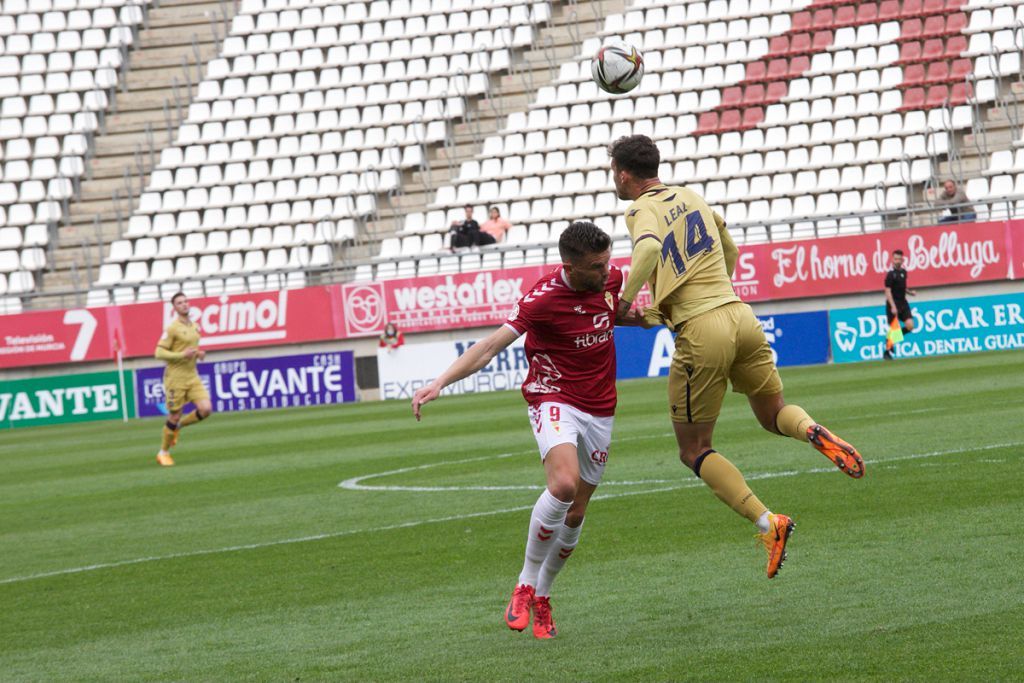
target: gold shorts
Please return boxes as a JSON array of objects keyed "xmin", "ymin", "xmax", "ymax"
[
  {"xmin": 164, "ymin": 376, "xmax": 209, "ymax": 413},
  {"xmin": 668, "ymin": 302, "xmax": 783, "ymax": 423}
]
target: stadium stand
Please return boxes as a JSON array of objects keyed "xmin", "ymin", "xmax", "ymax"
[{"xmin": 0, "ymin": 0, "xmax": 1021, "ymax": 307}]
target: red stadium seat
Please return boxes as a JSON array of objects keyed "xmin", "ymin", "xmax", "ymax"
[
  {"xmin": 812, "ymin": 9, "xmax": 834, "ymax": 29},
  {"xmin": 922, "ymin": 15, "xmax": 946, "ymax": 38},
  {"xmin": 744, "ymin": 60, "xmax": 767, "ymax": 82},
  {"xmin": 767, "ymin": 58, "xmax": 788, "ymax": 79},
  {"xmin": 924, "ymin": 61, "xmax": 948, "ymax": 84},
  {"xmin": 922, "ymin": 0, "xmax": 945, "ymax": 14},
  {"xmin": 855, "ymin": 3, "xmax": 878, "ymax": 25},
  {"xmin": 791, "ymin": 11, "xmax": 812, "ymax": 31},
  {"xmin": 950, "ymin": 58, "xmax": 971, "ymax": 81},
  {"xmin": 789, "ymin": 33, "xmax": 811, "ymax": 55},
  {"xmin": 721, "ymin": 86, "xmax": 743, "ymax": 107},
  {"xmin": 903, "ymin": 63, "xmax": 926, "ymax": 86},
  {"xmin": 766, "ymin": 80, "xmax": 788, "ymax": 101},
  {"xmin": 696, "ymin": 111, "xmax": 719, "ymax": 134},
  {"xmin": 903, "ymin": 0, "xmax": 923, "ymax": 17},
  {"xmin": 950, "ymin": 81, "xmax": 973, "ymax": 104},
  {"xmin": 901, "ymin": 87, "xmax": 926, "ymax": 110},
  {"xmin": 719, "ymin": 109, "xmax": 742, "ymax": 131},
  {"xmin": 922, "ymin": 38, "xmax": 944, "ymax": 60},
  {"xmin": 835, "ymin": 5, "xmax": 856, "ymax": 26},
  {"xmin": 787, "ymin": 55, "xmax": 810, "ymax": 77},
  {"xmin": 944, "ymin": 35, "xmax": 967, "ymax": 57},
  {"xmin": 743, "ymin": 83, "xmax": 766, "ymax": 106},
  {"xmin": 879, "ymin": 0, "xmax": 900, "ymax": 21},
  {"xmin": 946, "ymin": 12, "xmax": 967, "ymax": 33},
  {"xmin": 769, "ymin": 35, "xmax": 789, "ymax": 54},
  {"xmin": 945, "ymin": 0, "xmax": 966, "ymax": 9},
  {"xmin": 901, "ymin": 18, "xmax": 922, "ymax": 41},
  {"xmin": 741, "ymin": 107, "xmax": 764, "ymax": 128},
  {"xmin": 925, "ymin": 85, "xmax": 949, "ymax": 107},
  {"xmin": 811, "ymin": 31, "xmax": 833, "ymax": 51}
]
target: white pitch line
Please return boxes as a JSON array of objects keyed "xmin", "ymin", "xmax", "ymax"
[{"xmin": 1, "ymin": 441, "xmax": 1019, "ymax": 587}]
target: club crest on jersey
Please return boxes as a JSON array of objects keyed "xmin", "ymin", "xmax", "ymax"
[
  {"xmin": 604, "ymin": 292, "xmax": 615, "ymax": 310},
  {"xmin": 574, "ymin": 305, "xmax": 586, "ymax": 314}
]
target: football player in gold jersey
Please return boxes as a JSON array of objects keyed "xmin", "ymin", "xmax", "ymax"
[
  {"xmin": 609, "ymin": 135, "xmax": 864, "ymax": 578},
  {"xmin": 153, "ymin": 292, "xmax": 212, "ymax": 466}
]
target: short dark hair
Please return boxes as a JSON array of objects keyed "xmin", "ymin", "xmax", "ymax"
[
  {"xmin": 893, "ymin": 249, "xmax": 904, "ymax": 256},
  {"xmin": 464, "ymin": 204, "xmax": 473, "ymax": 210},
  {"xmin": 489, "ymin": 206, "xmax": 500, "ymax": 215},
  {"xmin": 171, "ymin": 291, "xmax": 187, "ymax": 304},
  {"xmin": 608, "ymin": 135, "xmax": 660, "ymax": 179},
  {"xmin": 559, "ymin": 221, "xmax": 611, "ymax": 262}
]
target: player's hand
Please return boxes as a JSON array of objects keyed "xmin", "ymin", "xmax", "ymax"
[
  {"xmin": 909, "ymin": 289, "xmax": 918, "ymax": 296},
  {"xmin": 412, "ymin": 383, "xmax": 441, "ymax": 421},
  {"xmin": 196, "ymin": 349, "xmax": 206, "ymax": 360},
  {"xmin": 640, "ymin": 307, "xmax": 665, "ymax": 329},
  {"xmin": 616, "ymin": 299, "xmax": 632, "ymax": 320},
  {"xmin": 183, "ymin": 347, "xmax": 198, "ymax": 358}
]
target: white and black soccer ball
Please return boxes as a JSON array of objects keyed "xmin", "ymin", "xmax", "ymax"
[{"xmin": 591, "ymin": 40, "xmax": 644, "ymax": 94}]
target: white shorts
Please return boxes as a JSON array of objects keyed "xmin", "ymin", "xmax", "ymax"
[{"xmin": 528, "ymin": 401, "xmax": 614, "ymax": 486}]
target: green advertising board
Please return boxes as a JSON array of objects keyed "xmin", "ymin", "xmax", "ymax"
[{"xmin": 0, "ymin": 370, "xmax": 136, "ymax": 429}]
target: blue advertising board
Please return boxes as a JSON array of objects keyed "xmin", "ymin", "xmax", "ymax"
[
  {"xmin": 829, "ymin": 292, "xmax": 1024, "ymax": 363},
  {"xmin": 136, "ymin": 351, "xmax": 357, "ymax": 416},
  {"xmin": 615, "ymin": 310, "xmax": 831, "ymax": 379}
]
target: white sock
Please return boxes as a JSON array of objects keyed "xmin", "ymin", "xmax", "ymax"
[
  {"xmin": 536, "ymin": 520, "xmax": 584, "ymax": 597},
  {"xmin": 517, "ymin": 489, "xmax": 571, "ymax": 587},
  {"xmin": 756, "ymin": 510, "xmax": 772, "ymax": 534}
]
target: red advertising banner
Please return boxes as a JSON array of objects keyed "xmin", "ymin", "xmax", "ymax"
[
  {"xmin": 732, "ymin": 220, "xmax": 1016, "ymax": 302},
  {"xmin": 1, "ymin": 288, "xmax": 341, "ymax": 369},
  {"xmin": 2, "ymin": 220, "xmax": 1023, "ymax": 369}
]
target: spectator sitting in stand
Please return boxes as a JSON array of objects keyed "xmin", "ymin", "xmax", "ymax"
[
  {"xmin": 477, "ymin": 206, "xmax": 511, "ymax": 246},
  {"xmin": 935, "ymin": 179, "xmax": 977, "ymax": 224},
  {"xmin": 379, "ymin": 322, "xmax": 404, "ymax": 351},
  {"xmin": 449, "ymin": 205, "xmax": 481, "ymax": 249}
]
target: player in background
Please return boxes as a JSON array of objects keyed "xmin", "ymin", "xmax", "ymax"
[
  {"xmin": 154, "ymin": 292, "xmax": 212, "ymax": 466},
  {"xmin": 413, "ymin": 222, "xmax": 641, "ymax": 639},
  {"xmin": 883, "ymin": 249, "xmax": 917, "ymax": 360},
  {"xmin": 608, "ymin": 135, "xmax": 865, "ymax": 579}
]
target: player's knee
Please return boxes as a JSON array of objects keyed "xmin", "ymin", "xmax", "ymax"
[
  {"xmin": 548, "ymin": 477, "xmax": 577, "ymax": 502},
  {"xmin": 677, "ymin": 446, "xmax": 705, "ymax": 470},
  {"xmin": 757, "ymin": 411, "xmax": 778, "ymax": 433},
  {"xmin": 904, "ymin": 319, "xmax": 915, "ymax": 331}
]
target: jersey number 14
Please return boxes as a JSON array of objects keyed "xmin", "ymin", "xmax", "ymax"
[{"xmin": 661, "ymin": 211, "xmax": 715, "ymax": 276}]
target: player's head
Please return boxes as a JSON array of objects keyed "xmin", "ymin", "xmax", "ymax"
[
  {"xmin": 559, "ymin": 221, "xmax": 612, "ymax": 293},
  {"xmin": 170, "ymin": 291, "xmax": 189, "ymax": 316},
  {"xmin": 892, "ymin": 249, "xmax": 904, "ymax": 267},
  {"xmin": 608, "ymin": 135, "xmax": 660, "ymax": 200}
]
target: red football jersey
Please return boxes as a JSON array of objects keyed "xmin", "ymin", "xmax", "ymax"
[{"xmin": 504, "ymin": 266, "xmax": 623, "ymax": 417}]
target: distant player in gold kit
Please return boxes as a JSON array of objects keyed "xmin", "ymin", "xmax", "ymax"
[
  {"xmin": 154, "ymin": 292, "xmax": 212, "ymax": 466},
  {"xmin": 609, "ymin": 135, "xmax": 864, "ymax": 578}
]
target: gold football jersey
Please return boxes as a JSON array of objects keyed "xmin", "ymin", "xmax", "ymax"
[
  {"xmin": 157, "ymin": 318, "xmax": 201, "ymax": 383},
  {"xmin": 625, "ymin": 183, "xmax": 739, "ymax": 326}
]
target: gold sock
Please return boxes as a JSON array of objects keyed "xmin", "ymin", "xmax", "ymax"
[
  {"xmin": 694, "ymin": 451, "xmax": 768, "ymax": 524},
  {"xmin": 179, "ymin": 410, "xmax": 203, "ymax": 428},
  {"xmin": 776, "ymin": 404, "xmax": 815, "ymax": 442},
  {"xmin": 160, "ymin": 425, "xmax": 176, "ymax": 451}
]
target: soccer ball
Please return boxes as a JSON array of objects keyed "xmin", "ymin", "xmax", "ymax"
[{"xmin": 591, "ymin": 40, "xmax": 644, "ymax": 94}]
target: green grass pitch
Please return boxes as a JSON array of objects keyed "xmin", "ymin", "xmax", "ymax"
[{"xmin": 2, "ymin": 350, "xmax": 1023, "ymax": 681}]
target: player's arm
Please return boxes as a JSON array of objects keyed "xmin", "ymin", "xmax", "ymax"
[
  {"xmin": 617, "ymin": 208, "xmax": 661, "ymax": 318},
  {"xmin": 715, "ymin": 212, "xmax": 738, "ymax": 277},
  {"xmin": 412, "ymin": 325, "xmax": 519, "ymax": 420},
  {"xmin": 155, "ymin": 329, "xmax": 196, "ymax": 360}
]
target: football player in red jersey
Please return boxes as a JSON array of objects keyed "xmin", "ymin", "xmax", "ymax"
[{"xmin": 413, "ymin": 221, "xmax": 643, "ymax": 639}]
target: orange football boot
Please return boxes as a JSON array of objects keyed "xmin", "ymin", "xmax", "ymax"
[
  {"xmin": 532, "ymin": 596, "xmax": 557, "ymax": 639},
  {"xmin": 758, "ymin": 513, "xmax": 794, "ymax": 579},
  {"xmin": 156, "ymin": 453, "xmax": 175, "ymax": 467},
  {"xmin": 808, "ymin": 425, "xmax": 865, "ymax": 479},
  {"xmin": 505, "ymin": 584, "xmax": 534, "ymax": 632}
]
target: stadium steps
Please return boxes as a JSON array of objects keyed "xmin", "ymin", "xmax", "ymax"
[
  {"xmin": 356, "ymin": 0, "xmax": 627, "ymax": 257},
  {"xmin": 36, "ymin": 0, "xmax": 234, "ymax": 308}
]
